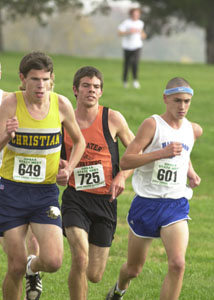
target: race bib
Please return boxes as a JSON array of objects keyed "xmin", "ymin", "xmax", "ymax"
[
  {"xmin": 151, "ymin": 160, "xmax": 185, "ymax": 187},
  {"xmin": 74, "ymin": 164, "xmax": 105, "ymax": 191},
  {"xmin": 13, "ymin": 156, "xmax": 46, "ymax": 182}
]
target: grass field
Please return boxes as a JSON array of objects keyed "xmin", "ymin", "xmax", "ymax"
[{"xmin": 0, "ymin": 52, "xmax": 213, "ymax": 299}]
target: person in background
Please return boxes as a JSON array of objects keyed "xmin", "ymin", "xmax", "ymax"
[
  {"xmin": 118, "ymin": 7, "xmax": 147, "ymax": 89},
  {"xmin": 106, "ymin": 77, "xmax": 203, "ymax": 300},
  {"xmin": 60, "ymin": 66, "xmax": 135, "ymax": 300},
  {"xmin": 0, "ymin": 51, "xmax": 85, "ymax": 300}
]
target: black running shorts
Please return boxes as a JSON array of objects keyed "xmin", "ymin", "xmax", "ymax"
[{"xmin": 61, "ymin": 186, "xmax": 117, "ymax": 247}]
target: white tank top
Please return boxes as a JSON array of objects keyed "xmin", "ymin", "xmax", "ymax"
[
  {"xmin": 0, "ymin": 89, "xmax": 3, "ymax": 167},
  {"xmin": 132, "ymin": 114, "xmax": 194, "ymax": 199}
]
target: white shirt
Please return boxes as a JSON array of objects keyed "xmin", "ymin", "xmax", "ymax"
[
  {"xmin": 118, "ymin": 18, "xmax": 144, "ymax": 50},
  {"xmin": 132, "ymin": 114, "xmax": 195, "ymax": 200}
]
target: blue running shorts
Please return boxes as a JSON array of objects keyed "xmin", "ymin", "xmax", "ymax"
[
  {"xmin": 0, "ymin": 178, "xmax": 62, "ymax": 236},
  {"xmin": 127, "ymin": 195, "xmax": 190, "ymax": 238}
]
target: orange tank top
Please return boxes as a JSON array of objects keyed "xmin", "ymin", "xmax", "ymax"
[{"xmin": 62, "ymin": 106, "xmax": 119, "ymax": 194}]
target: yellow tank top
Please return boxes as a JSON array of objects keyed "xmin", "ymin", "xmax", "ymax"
[{"xmin": 0, "ymin": 91, "xmax": 62, "ymax": 184}]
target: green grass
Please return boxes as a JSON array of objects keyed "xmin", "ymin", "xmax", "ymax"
[{"xmin": 0, "ymin": 52, "xmax": 213, "ymax": 299}]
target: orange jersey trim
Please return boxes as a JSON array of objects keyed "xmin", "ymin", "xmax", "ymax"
[{"xmin": 63, "ymin": 106, "xmax": 119, "ymax": 194}]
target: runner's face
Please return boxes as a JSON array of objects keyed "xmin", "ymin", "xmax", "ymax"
[
  {"xmin": 131, "ymin": 9, "xmax": 141, "ymax": 20},
  {"xmin": 20, "ymin": 69, "xmax": 52, "ymax": 101},
  {"xmin": 164, "ymin": 93, "xmax": 192, "ymax": 120},
  {"xmin": 74, "ymin": 76, "xmax": 102, "ymax": 107}
]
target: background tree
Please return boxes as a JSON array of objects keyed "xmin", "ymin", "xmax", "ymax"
[
  {"xmin": 0, "ymin": 0, "xmax": 111, "ymax": 52},
  {"xmin": 0, "ymin": 0, "xmax": 84, "ymax": 52},
  {"xmin": 136, "ymin": 0, "xmax": 214, "ymax": 64}
]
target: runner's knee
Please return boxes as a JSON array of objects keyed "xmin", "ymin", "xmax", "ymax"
[
  {"xmin": 125, "ymin": 263, "xmax": 143, "ymax": 279},
  {"xmin": 72, "ymin": 252, "xmax": 89, "ymax": 272},
  {"xmin": 8, "ymin": 257, "xmax": 26, "ymax": 278},
  {"xmin": 40, "ymin": 254, "xmax": 63, "ymax": 272},
  {"xmin": 168, "ymin": 256, "xmax": 186, "ymax": 274},
  {"xmin": 87, "ymin": 270, "xmax": 103, "ymax": 283}
]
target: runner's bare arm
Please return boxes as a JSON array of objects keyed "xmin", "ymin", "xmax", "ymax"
[
  {"xmin": 57, "ymin": 95, "xmax": 85, "ymax": 185},
  {"xmin": 108, "ymin": 109, "xmax": 135, "ymax": 201},
  {"xmin": 120, "ymin": 117, "xmax": 183, "ymax": 170}
]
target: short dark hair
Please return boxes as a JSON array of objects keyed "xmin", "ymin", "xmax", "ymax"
[
  {"xmin": 73, "ymin": 66, "xmax": 103, "ymax": 91},
  {"xmin": 19, "ymin": 51, "xmax": 53, "ymax": 77},
  {"xmin": 129, "ymin": 7, "xmax": 141, "ymax": 17},
  {"xmin": 166, "ymin": 77, "xmax": 191, "ymax": 89}
]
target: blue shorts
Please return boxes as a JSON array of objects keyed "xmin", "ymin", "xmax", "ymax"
[
  {"xmin": 127, "ymin": 195, "xmax": 190, "ymax": 238},
  {"xmin": 0, "ymin": 178, "xmax": 62, "ymax": 236}
]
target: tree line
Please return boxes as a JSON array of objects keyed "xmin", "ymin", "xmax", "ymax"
[{"xmin": 0, "ymin": 0, "xmax": 213, "ymax": 64}]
